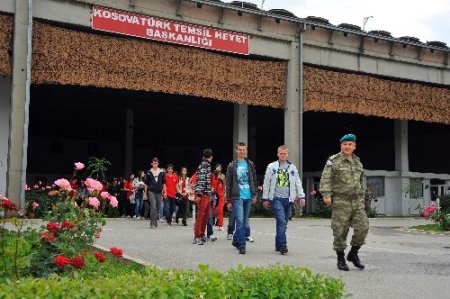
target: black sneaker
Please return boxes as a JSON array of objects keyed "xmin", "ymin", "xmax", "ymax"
[
  {"xmin": 279, "ymin": 247, "xmax": 288, "ymax": 255},
  {"xmin": 231, "ymin": 241, "xmax": 239, "ymax": 249},
  {"xmin": 239, "ymin": 247, "xmax": 246, "ymax": 254}
]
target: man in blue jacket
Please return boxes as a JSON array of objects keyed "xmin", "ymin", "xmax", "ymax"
[
  {"xmin": 262, "ymin": 145, "xmax": 305, "ymax": 255},
  {"xmin": 226, "ymin": 142, "xmax": 258, "ymax": 254}
]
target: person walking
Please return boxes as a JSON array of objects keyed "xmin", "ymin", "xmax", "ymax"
[
  {"xmin": 319, "ymin": 134, "xmax": 369, "ymax": 271},
  {"xmin": 226, "ymin": 142, "xmax": 258, "ymax": 254},
  {"xmin": 144, "ymin": 157, "xmax": 165, "ymax": 228},
  {"xmin": 163, "ymin": 164, "xmax": 178, "ymax": 226},
  {"xmin": 262, "ymin": 145, "xmax": 305, "ymax": 255},
  {"xmin": 212, "ymin": 164, "xmax": 226, "ymax": 231},
  {"xmin": 193, "ymin": 148, "xmax": 214, "ymax": 245},
  {"xmin": 133, "ymin": 170, "xmax": 146, "ymax": 220},
  {"xmin": 122, "ymin": 176, "xmax": 135, "ymax": 217},
  {"xmin": 175, "ymin": 166, "xmax": 191, "ymax": 226}
]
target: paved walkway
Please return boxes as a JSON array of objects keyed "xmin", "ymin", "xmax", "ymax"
[{"xmin": 95, "ymin": 217, "xmax": 450, "ymax": 299}]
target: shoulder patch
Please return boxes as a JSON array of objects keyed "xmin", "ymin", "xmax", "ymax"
[{"xmin": 325, "ymin": 160, "xmax": 333, "ymax": 167}]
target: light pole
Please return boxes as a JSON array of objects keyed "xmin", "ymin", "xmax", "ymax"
[
  {"xmin": 261, "ymin": 0, "xmax": 266, "ymax": 10},
  {"xmin": 363, "ymin": 16, "xmax": 373, "ymax": 31}
]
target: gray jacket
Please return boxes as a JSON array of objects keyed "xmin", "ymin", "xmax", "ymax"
[{"xmin": 225, "ymin": 158, "xmax": 258, "ymax": 200}]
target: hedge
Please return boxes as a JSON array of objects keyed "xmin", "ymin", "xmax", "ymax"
[{"xmin": 0, "ymin": 265, "xmax": 344, "ymax": 298}]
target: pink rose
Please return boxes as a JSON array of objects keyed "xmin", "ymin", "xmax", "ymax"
[
  {"xmin": 309, "ymin": 190, "xmax": 317, "ymax": 196},
  {"xmin": 32, "ymin": 201, "xmax": 39, "ymax": 209},
  {"xmin": 100, "ymin": 191, "xmax": 109, "ymax": 199},
  {"xmin": 74, "ymin": 162, "xmax": 85, "ymax": 170},
  {"xmin": 88, "ymin": 197, "xmax": 100, "ymax": 209},
  {"xmin": 54, "ymin": 178, "xmax": 72, "ymax": 191},
  {"xmin": 24, "ymin": 184, "xmax": 29, "ymax": 191},
  {"xmin": 85, "ymin": 178, "xmax": 103, "ymax": 193},
  {"xmin": 109, "ymin": 196, "xmax": 118, "ymax": 208}
]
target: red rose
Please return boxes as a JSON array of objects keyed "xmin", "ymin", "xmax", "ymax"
[
  {"xmin": 61, "ymin": 220, "xmax": 74, "ymax": 230},
  {"xmin": 71, "ymin": 255, "xmax": 85, "ymax": 269},
  {"xmin": 55, "ymin": 255, "xmax": 71, "ymax": 267},
  {"xmin": 47, "ymin": 221, "xmax": 60, "ymax": 233},
  {"xmin": 40, "ymin": 231, "xmax": 55, "ymax": 242},
  {"xmin": 110, "ymin": 247, "xmax": 123, "ymax": 257},
  {"xmin": 94, "ymin": 251, "xmax": 106, "ymax": 263},
  {"xmin": 0, "ymin": 198, "xmax": 17, "ymax": 211}
]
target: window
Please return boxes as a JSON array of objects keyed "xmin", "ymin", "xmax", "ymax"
[
  {"xmin": 366, "ymin": 176, "xmax": 385, "ymax": 197},
  {"xmin": 409, "ymin": 178, "xmax": 424, "ymax": 198}
]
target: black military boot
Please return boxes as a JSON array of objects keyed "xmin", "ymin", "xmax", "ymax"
[
  {"xmin": 347, "ymin": 246, "xmax": 365, "ymax": 270},
  {"xmin": 336, "ymin": 251, "xmax": 349, "ymax": 271}
]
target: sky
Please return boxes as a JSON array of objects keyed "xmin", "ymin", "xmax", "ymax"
[{"xmin": 221, "ymin": 0, "xmax": 450, "ymax": 46}]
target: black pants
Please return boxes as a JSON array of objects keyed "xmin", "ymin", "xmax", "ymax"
[
  {"xmin": 143, "ymin": 200, "xmax": 150, "ymax": 219},
  {"xmin": 176, "ymin": 198, "xmax": 188, "ymax": 224}
]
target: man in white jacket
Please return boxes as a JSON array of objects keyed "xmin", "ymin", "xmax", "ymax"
[{"xmin": 262, "ymin": 145, "xmax": 305, "ymax": 255}]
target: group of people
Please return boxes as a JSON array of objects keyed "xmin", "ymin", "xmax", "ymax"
[
  {"xmin": 188, "ymin": 135, "xmax": 368, "ymax": 271},
  {"xmin": 73, "ymin": 134, "xmax": 369, "ymax": 270}
]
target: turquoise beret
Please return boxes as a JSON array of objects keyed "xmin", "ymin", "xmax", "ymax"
[{"xmin": 340, "ymin": 134, "xmax": 356, "ymax": 143}]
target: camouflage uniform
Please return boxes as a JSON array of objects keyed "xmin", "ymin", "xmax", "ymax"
[{"xmin": 320, "ymin": 152, "xmax": 369, "ymax": 251}]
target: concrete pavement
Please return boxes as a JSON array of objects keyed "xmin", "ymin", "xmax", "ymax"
[{"xmin": 95, "ymin": 217, "xmax": 450, "ymax": 298}]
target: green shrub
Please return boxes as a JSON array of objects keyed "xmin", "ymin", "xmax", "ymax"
[
  {"xmin": 24, "ymin": 188, "xmax": 59, "ymax": 218},
  {"xmin": 430, "ymin": 209, "xmax": 450, "ymax": 231},
  {"xmin": 438, "ymin": 194, "xmax": 450, "ymax": 213},
  {"xmin": 314, "ymin": 199, "xmax": 332, "ymax": 218},
  {"xmin": 0, "ymin": 265, "xmax": 345, "ymax": 299},
  {"xmin": 250, "ymin": 197, "xmax": 274, "ymax": 217}
]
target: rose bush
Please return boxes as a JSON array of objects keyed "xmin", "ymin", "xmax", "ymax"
[{"xmin": 1, "ymin": 161, "xmax": 124, "ymax": 280}]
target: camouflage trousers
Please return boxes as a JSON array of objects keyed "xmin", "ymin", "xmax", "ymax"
[{"xmin": 331, "ymin": 197, "xmax": 369, "ymax": 251}]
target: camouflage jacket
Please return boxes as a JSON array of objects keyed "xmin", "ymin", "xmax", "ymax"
[{"xmin": 319, "ymin": 152, "xmax": 364, "ymax": 199}]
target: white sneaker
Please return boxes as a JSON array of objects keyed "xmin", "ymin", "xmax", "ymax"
[
  {"xmin": 218, "ymin": 227, "xmax": 223, "ymax": 231},
  {"xmin": 226, "ymin": 234, "xmax": 233, "ymax": 240},
  {"xmin": 132, "ymin": 215, "xmax": 136, "ymax": 219},
  {"xmin": 246, "ymin": 236, "xmax": 254, "ymax": 242},
  {"xmin": 136, "ymin": 216, "xmax": 141, "ymax": 221}
]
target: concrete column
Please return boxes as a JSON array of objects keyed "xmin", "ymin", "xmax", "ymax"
[
  {"xmin": 394, "ymin": 120, "xmax": 409, "ymax": 172},
  {"xmin": 232, "ymin": 104, "xmax": 248, "ymax": 147},
  {"xmin": 7, "ymin": 0, "xmax": 33, "ymax": 208},
  {"xmin": 0, "ymin": 77, "xmax": 12, "ymax": 197},
  {"xmin": 394, "ymin": 120, "xmax": 410, "ymax": 216},
  {"xmin": 124, "ymin": 109, "xmax": 134, "ymax": 176},
  {"xmin": 284, "ymin": 39, "xmax": 301, "ymax": 169}
]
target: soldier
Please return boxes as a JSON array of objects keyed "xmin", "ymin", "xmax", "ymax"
[{"xmin": 319, "ymin": 134, "xmax": 369, "ymax": 271}]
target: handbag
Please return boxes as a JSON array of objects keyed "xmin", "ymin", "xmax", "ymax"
[
  {"xmin": 175, "ymin": 193, "xmax": 183, "ymax": 206},
  {"xmin": 129, "ymin": 191, "xmax": 135, "ymax": 204}
]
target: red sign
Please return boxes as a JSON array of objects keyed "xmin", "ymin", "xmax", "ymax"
[{"xmin": 91, "ymin": 6, "xmax": 249, "ymax": 55}]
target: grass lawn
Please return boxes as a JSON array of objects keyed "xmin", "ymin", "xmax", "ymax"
[{"xmin": 409, "ymin": 224, "xmax": 442, "ymax": 232}]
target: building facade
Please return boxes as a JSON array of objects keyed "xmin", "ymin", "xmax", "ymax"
[{"xmin": 1, "ymin": 0, "xmax": 449, "ymax": 215}]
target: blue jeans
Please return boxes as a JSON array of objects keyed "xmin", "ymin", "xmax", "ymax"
[
  {"xmin": 207, "ymin": 196, "xmax": 217, "ymax": 237},
  {"xmin": 232, "ymin": 198, "xmax": 252, "ymax": 248},
  {"xmin": 272, "ymin": 197, "xmax": 290, "ymax": 250},
  {"xmin": 134, "ymin": 193, "xmax": 143, "ymax": 217}
]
